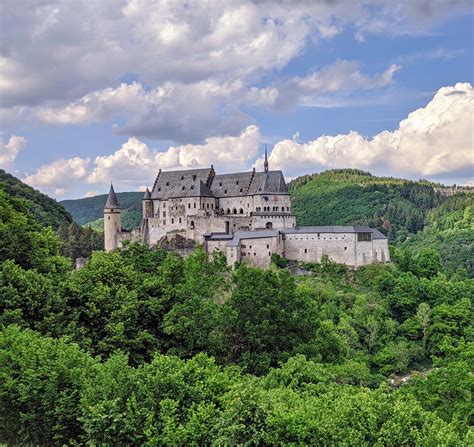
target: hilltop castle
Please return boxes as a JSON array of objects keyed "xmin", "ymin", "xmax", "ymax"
[{"xmin": 104, "ymin": 152, "xmax": 389, "ymax": 269}]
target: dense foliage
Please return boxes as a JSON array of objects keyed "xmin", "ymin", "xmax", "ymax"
[
  {"xmin": 61, "ymin": 191, "xmax": 143, "ymax": 229},
  {"xmin": 1, "ymin": 208, "xmax": 473, "ymax": 444},
  {"xmin": 1, "ymin": 170, "xmax": 472, "ymax": 444},
  {"xmin": 402, "ymin": 194, "xmax": 474, "ymax": 276},
  {"xmin": 289, "ymin": 169, "xmax": 445, "ymax": 242},
  {"xmin": 0, "ymin": 171, "xmax": 103, "ymax": 260}
]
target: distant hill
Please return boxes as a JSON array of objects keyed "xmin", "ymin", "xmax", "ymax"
[
  {"xmin": 61, "ymin": 192, "xmax": 143, "ymax": 230},
  {"xmin": 288, "ymin": 169, "xmax": 446, "ymax": 242},
  {"xmin": 0, "ymin": 169, "xmax": 74, "ymax": 230},
  {"xmin": 0, "ymin": 169, "xmax": 103, "ymax": 257}
]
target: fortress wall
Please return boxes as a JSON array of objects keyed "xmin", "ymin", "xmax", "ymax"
[
  {"xmin": 355, "ymin": 240, "xmax": 374, "ymax": 266},
  {"xmin": 373, "ymin": 239, "xmax": 391, "ymax": 263},
  {"xmin": 251, "ymin": 214, "xmax": 296, "ymax": 230},
  {"xmin": 284, "ymin": 232, "xmax": 357, "ymax": 265},
  {"xmin": 218, "ymin": 196, "xmax": 253, "ymax": 215},
  {"xmin": 239, "ymin": 234, "xmax": 283, "ymax": 269}
]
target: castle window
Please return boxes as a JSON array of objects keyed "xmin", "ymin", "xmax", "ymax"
[
  {"xmin": 190, "ymin": 221, "xmax": 195, "ymax": 229},
  {"xmin": 239, "ymin": 208, "xmax": 243, "ymax": 214},
  {"xmin": 240, "ymin": 189, "xmax": 243, "ymax": 193},
  {"xmin": 233, "ymin": 208, "xmax": 237, "ymax": 214},
  {"xmin": 224, "ymin": 189, "xmax": 227, "ymax": 194},
  {"xmin": 171, "ymin": 218, "xmax": 174, "ymax": 224},
  {"xmin": 158, "ymin": 187, "xmax": 161, "ymax": 191},
  {"xmin": 266, "ymin": 244, "xmax": 269, "ymax": 249},
  {"xmin": 108, "ymin": 216, "xmax": 110, "ymax": 220},
  {"xmin": 304, "ymin": 249, "xmax": 307, "ymax": 253},
  {"xmin": 163, "ymin": 220, "xmax": 166, "ymax": 225},
  {"xmin": 220, "ymin": 208, "xmax": 224, "ymax": 214},
  {"xmin": 192, "ymin": 174, "xmax": 196, "ymax": 181},
  {"xmin": 190, "ymin": 185, "xmax": 194, "ymax": 190},
  {"xmin": 357, "ymin": 232, "xmax": 372, "ymax": 242},
  {"xmin": 344, "ymin": 247, "xmax": 347, "ymax": 250},
  {"xmin": 188, "ymin": 203, "xmax": 191, "ymax": 209},
  {"xmin": 179, "ymin": 218, "xmax": 182, "ymax": 223},
  {"xmin": 226, "ymin": 208, "xmax": 230, "ymax": 214},
  {"xmin": 182, "ymin": 186, "xmax": 185, "ymax": 190},
  {"xmin": 163, "ymin": 212, "xmax": 166, "ymax": 218},
  {"xmin": 236, "ymin": 181, "xmax": 239, "ymax": 185},
  {"xmin": 194, "ymin": 203, "xmax": 196, "ymax": 208},
  {"xmin": 269, "ymin": 252, "xmax": 271, "ymax": 256},
  {"xmin": 181, "ymin": 175, "xmax": 184, "ymax": 180},
  {"xmin": 207, "ymin": 203, "xmax": 209, "ymax": 209},
  {"xmin": 166, "ymin": 182, "xmax": 169, "ymax": 186}
]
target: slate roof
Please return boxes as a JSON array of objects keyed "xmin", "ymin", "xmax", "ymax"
[
  {"xmin": 226, "ymin": 230, "xmax": 279, "ymax": 247},
  {"xmin": 150, "ymin": 167, "xmax": 289, "ymax": 200},
  {"xmin": 105, "ymin": 184, "xmax": 120, "ymax": 209},
  {"xmin": 151, "ymin": 168, "xmax": 214, "ymax": 199},
  {"xmin": 143, "ymin": 188, "xmax": 151, "ymax": 199},
  {"xmin": 285, "ymin": 226, "xmax": 388, "ymax": 239}
]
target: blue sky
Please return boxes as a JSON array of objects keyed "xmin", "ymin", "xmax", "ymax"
[{"xmin": 0, "ymin": 1, "xmax": 472, "ymax": 198}]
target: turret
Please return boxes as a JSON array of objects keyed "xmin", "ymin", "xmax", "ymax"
[
  {"xmin": 264, "ymin": 145, "xmax": 269, "ymax": 174},
  {"xmin": 104, "ymin": 183, "xmax": 121, "ymax": 252},
  {"xmin": 142, "ymin": 187, "xmax": 153, "ymax": 218}
]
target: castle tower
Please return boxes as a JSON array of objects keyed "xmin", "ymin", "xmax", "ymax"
[
  {"xmin": 104, "ymin": 183, "xmax": 121, "ymax": 252},
  {"xmin": 142, "ymin": 187, "xmax": 153, "ymax": 218}
]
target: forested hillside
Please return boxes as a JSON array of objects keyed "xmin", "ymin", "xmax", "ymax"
[
  {"xmin": 61, "ymin": 191, "xmax": 143, "ymax": 229},
  {"xmin": 402, "ymin": 194, "xmax": 474, "ymax": 276},
  {"xmin": 0, "ymin": 170, "xmax": 103, "ymax": 258},
  {"xmin": 1, "ymin": 184, "xmax": 473, "ymax": 444},
  {"xmin": 289, "ymin": 169, "xmax": 445, "ymax": 242}
]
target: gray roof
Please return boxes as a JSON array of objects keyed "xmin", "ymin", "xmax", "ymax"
[
  {"xmin": 105, "ymin": 184, "xmax": 120, "ymax": 209},
  {"xmin": 151, "ymin": 168, "xmax": 214, "ymax": 199},
  {"xmin": 226, "ymin": 230, "xmax": 279, "ymax": 247},
  {"xmin": 143, "ymin": 188, "xmax": 151, "ymax": 199},
  {"xmin": 285, "ymin": 226, "xmax": 388, "ymax": 239},
  {"xmin": 150, "ymin": 167, "xmax": 288, "ymax": 200}
]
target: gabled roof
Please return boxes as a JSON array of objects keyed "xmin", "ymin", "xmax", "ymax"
[
  {"xmin": 143, "ymin": 188, "xmax": 151, "ymax": 199},
  {"xmin": 105, "ymin": 184, "xmax": 120, "ymax": 209},
  {"xmin": 151, "ymin": 168, "xmax": 214, "ymax": 199}
]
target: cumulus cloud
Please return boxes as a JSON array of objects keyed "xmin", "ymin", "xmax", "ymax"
[
  {"xmin": 23, "ymin": 157, "xmax": 91, "ymax": 197},
  {"xmin": 263, "ymin": 82, "xmax": 474, "ymax": 179},
  {"xmin": 2, "ymin": 0, "xmax": 467, "ymax": 109},
  {"xmin": 0, "ymin": 135, "xmax": 27, "ymax": 169},
  {"xmin": 24, "ymin": 125, "xmax": 261, "ymax": 196},
  {"xmin": 34, "ymin": 61, "xmax": 400, "ymax": 141},
  {"xmin": 22, "ymin": 83, "xmax": 473, "ymax": 198}
]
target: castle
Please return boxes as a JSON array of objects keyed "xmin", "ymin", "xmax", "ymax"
[{"xmin": 104, "ymin": 151, "xmax": 390, "ymax": 269}]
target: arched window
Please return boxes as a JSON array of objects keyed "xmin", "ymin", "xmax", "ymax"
[
  {"xmin": 239, "ymin": 208, "xmax": 243, "ymax": 214},
  {"xmin": 220, "ymin": 208, "xmax": 224, "ymax": 214},
  {"xmin": 226, "ymin": 208, "xmax": 230, "ymax": 214},
  {"xmin": 190, "ymin": 221, "xmax": 195, "ymax": 229},
  {"xmin": 265, "ymin": 222, "xmax": 273, "ymax": 229},
  {"xmin": 232, "ymin": 208, "xmax": 237, "ymax": 214},
  {"xmin": 275, "ymin": 206, "xmax": 279, "ymax": 211}
]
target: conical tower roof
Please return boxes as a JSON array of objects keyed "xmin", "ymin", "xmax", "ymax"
[
  {"xmin": 143, "ymin": 187, "xmax": 151, "ymax": 200},
  {"xmin": 105, "ymin": 183, "xmax": 120, "ymax": 209}
]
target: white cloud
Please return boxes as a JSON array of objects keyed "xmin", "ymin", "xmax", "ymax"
[
  {"xmin": 23, "ymin": 83, "xmax": 474, "ymax": 198},
  {"xmin": 264, "ymin": 82, "xmax": 474, "ymax": 179},
  {"xmin": 34, "ymin": 61, "xmax": 400, "ymax": 141},
  {"xmin": 24, "ymin": 125, "xmax": 260, "ymax": 196},
  {"xmin": 23, "ymin": 157, "xmax": 91, "ymax": 196},
  {"xmin": 0, "ymin": 135, "xmax": 27, "ymax": 169}
]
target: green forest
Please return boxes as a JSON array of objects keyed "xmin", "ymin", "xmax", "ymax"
[{"xmin": 1, "ymin": 170, "xmax": 473, "ymax": 445}]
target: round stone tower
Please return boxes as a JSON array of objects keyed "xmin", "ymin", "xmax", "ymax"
[
  {"xmin": 142, "ymin": 187, "xmax": 153, "ymax": 218},
  {"xmin": 104, "ymin": 183, "xmax": 121, "ymax": 252}
]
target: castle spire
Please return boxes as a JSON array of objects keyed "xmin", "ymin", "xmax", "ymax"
[
  {"xmin": 105, "ymin": 182, "xmax": 120, "ymax": 209},
  {"xmin": 264, "ymin": 144, "xmax": 269, "ymax": 174}
]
